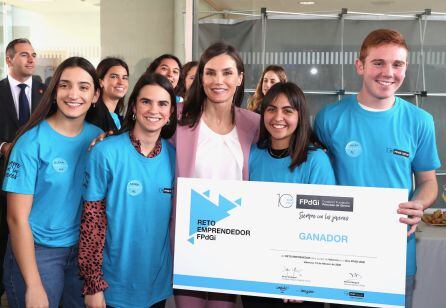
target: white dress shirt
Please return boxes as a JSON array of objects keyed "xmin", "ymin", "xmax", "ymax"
[{"xmin": 8, "ymin": 74, "xmax": 33, "ymax": 119}]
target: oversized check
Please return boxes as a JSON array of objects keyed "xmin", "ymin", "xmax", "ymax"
[{"xmin": 173, "ymin": 177, "xmax": 408, "ymax": 308}]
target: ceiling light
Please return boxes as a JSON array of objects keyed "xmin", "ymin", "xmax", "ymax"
[
  {"xmin": 371, "ymin": 1, "xmax": 395, "ymax": 5},
  {"xmin": 310, "ymin": 67, "xmax": 318, "ymax": 75},
  {"xmin": 299, "ymin": 1, "xmax": 316, "ymax": 5}
]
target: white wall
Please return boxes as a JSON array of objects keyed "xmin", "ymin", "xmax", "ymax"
[
  {"xmin": 100, "ymin": 0, "xmax": 176, "ymax": 87},
  {"xmin": 10, "ymin": 6, "xmax": 100, "ymax": 64}
]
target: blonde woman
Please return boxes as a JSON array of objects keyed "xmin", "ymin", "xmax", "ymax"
[{"xmin": 247, "ymin": 65, "xmax": 287, "ymax": 113}]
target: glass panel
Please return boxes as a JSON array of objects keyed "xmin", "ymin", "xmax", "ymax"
[
  {"xmin": 264, "ymin": 19, "xmax": 343, "ymax": 91},
  {"xmin": 2, "ymin": 3, "xmax": 100, "ymax": 83},
  {"xmin": 422, "ymin": 20, "xmax": 446, "ymax": 94},
  {"xmin": 197, "ymin": 18, "xmax": 263, "ymax": 92}
]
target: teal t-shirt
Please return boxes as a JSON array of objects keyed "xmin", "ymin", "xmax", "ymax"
[
  {"xmin": 110, "ymin": 112, "xmax": 121, "ymax": 130},
  {"xmin": 314, "ymin": 95, "xmax": 441, "ymax": 276},
  {"xmin": 249, "ymin": 144, "xmax": 336, "ymax": 185},
  {"xmin": 2, "ymin": 120, "xmax": 102, "ymax": 247},
  {"xmin": 83, "ymin": 133, "xmax": 175, "ymax": 308}
]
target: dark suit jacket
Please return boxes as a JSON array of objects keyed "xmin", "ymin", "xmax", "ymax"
[
  {"xmin": 0, "ymin": 76, "xmax": 45, "ymax": 288},
  {"xmin": 85, "ymin": 98, "xmax": 122, "ymax": 132},
  {"xmin": 0, "ymin": 76, "xmax": 46, "ymax": 182}
]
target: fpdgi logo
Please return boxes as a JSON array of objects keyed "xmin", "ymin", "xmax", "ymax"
[{"xmin": 188, "ymin": 189, "xmax": 242, "ymax": 244}]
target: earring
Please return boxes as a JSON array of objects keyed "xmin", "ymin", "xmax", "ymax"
[
  {"xmin": 92, "ymin": 102, "xmax": 96, "ymax": 108},
  {"xmin": 132, "ymin": 113, "xmax": 136, "ymax": 121},
  {"xmin": 166, "ymin": 119, "xmax": 170, "ymax": 126}
]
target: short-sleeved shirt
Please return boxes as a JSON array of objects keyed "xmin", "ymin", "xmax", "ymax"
[
  {"xmin": 83, "ymin": 133, "xmax": 175, "ymax": 308},
  {"xmin": 314, "ymin": 95, "xmax": 441, "ymax": 276},
  {"xmin": 2, "ymin": 120, "xmax": 102, "ymax": 247},
  {"xmin": 249, "ymin": 144, "xmax": 336, "ymax": 185}
]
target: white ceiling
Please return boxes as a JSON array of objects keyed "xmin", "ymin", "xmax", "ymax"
[
  {"xmin": 3, "ymin": 0, "xmax": 99, "ymax": 13},
  {"xmin": 3, "ymin": 0, "xmax": 446, "ymax": 15},
  {"xmin": 203, "ymin": 0, "xmax": 446, "ymax": 14}
]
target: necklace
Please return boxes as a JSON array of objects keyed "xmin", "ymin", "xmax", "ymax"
[{"xmin": 268, "ymin": 147, "xmax": 289, "ymax": 159}]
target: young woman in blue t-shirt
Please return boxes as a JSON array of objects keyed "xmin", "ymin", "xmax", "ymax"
[
  {"xmin": 2, "ymin": 57, "xmax": 102, "ymax": 308},
  {"xmin": 78, "ymin": 73, "xmax": 177, "ymax": 308},
  {"xmin": 243, "ymin": 82, "xmax": 335, "ymax": 308}
]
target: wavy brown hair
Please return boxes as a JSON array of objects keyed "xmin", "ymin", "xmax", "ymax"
[{"xmin": 247, "ymin": 65, "xmax": 287, "ymax": 113}]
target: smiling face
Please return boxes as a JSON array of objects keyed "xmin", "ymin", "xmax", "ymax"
[
  {"xmin": 6, "ymin": 43, "xmax": 36, "ymax": 82},
  {"xmin": 263, "ymin": 93, "xmax": 299, "ymax": 150},
  {"xmin": 262, "ymin": 70, "xmax": 280, "ymax": 95},
  {"xmin": 155, "ymin": 58, "xmax": 180, "ymax": 88},
  {"xmin": 100, "ymin": 65, "xmax": 129, "ymax": 101},
  {"xmin": 202, "ymin": 53, "xmax": 243, "ymax": 107},
  {"xmin": 356, "ymin": 43, "xmax": 408, "ymax": 108},
  {"xmin": 132, "ymin": 84, "xmax": 173, "ymax": 136},
  {"xmin": 56, "ymin": 67, "xmax": 99, "ymax": 120}
]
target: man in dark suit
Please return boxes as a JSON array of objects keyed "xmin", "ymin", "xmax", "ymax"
[{"xmin": 0, "ymin": 38, "xmax": 45, "ymax": 295}]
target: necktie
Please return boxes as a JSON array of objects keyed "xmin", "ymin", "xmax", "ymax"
[{"xmin": 18, "ymin": 83, "xmax": 30, "ymax": 126}]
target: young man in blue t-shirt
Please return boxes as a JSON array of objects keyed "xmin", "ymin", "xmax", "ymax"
[{"xmin": 315, "ymin": 29, "xmax": 441, "ymax": 308}]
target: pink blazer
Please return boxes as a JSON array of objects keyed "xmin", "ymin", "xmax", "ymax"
[
  {"xmin": 174, "ymin": 107, "xmax": 260, "ymax": 180},
  {"xmin": 170, "ymin": 106, "xmax": 260, "ymax": 254}
]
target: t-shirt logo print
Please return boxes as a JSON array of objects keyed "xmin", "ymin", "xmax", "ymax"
[
  {"xmin": 345, "ymin": 141, "xmax": 362, "ymax": 158},
  {"xmin": 52, "ymin": 158, "xmax": 68, "ymax": 173},
  {"xmin": 127, "ymin": 180, "xmax": 143, "ymax": 196}
]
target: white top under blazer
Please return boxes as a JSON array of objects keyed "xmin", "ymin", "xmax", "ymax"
[{"xmin": 192, "ymin": 118, "xmax": 243, "ymax": 180}]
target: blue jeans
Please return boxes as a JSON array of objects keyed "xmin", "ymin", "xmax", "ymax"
[{"xmin": 3, "ymin": 239, "xmax": 84, "ymax": 308}]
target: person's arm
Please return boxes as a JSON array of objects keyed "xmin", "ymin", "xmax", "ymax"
[
  {"xmin": 0, "ymin": 142, "xmax": 11, "ymax": 156},
  {"xmin": 78, "ymin": 199, "xmax": 108, "ymax": 308},
  {"xmin": 398, "ymin": 170, "xmax": 438, "ymax": 236},
  {"xmin": 7, "ymin": 192, "xmax": 49, "ymax": 308}
]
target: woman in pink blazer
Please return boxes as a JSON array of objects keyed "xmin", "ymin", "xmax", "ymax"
[{"xmin": 173, "ymin": 42, "xmax": 259, "ymax": 308}]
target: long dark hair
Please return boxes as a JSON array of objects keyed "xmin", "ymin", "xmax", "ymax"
[
  {"xmin": 7, "ymin": 57, "xmax": 99, "ymax": 161},
  {"xmin": 121, "ymin": 73, "xmax": 177, "ymax": 139},
  {"xmin": 96, "ymin": 57, "xmax": 129, "ymax": 115},
  {"xmin": 146, "ymin": 54, "xmax": 182, "ymax": 94},
  {"xmin": 258, "ymin": 82, "xmax": 320, "ymax": 171},
  {"xmin": 180, "ymin": 42, "xmax": 245, "ymax": 128},
  {"xmin": 177, "ymin": 60, "xmax": 198, "ymax": 98}
]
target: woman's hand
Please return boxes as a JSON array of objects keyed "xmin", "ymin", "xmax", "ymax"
[
  {"xmin": 25, "ymin": 284, "xmax": 49, "ymax": 308},
  {"xmin": 89, "ymin": 131, "xmax": 114, "ymax": 151},
  {"xmin": 85, "ymin": 291, "xmax": 106, "ymax": 308}
]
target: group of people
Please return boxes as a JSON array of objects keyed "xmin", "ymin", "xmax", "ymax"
[{"xmin": 0, "ymin": 27, "xmax": 440, "ymax": 308}]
